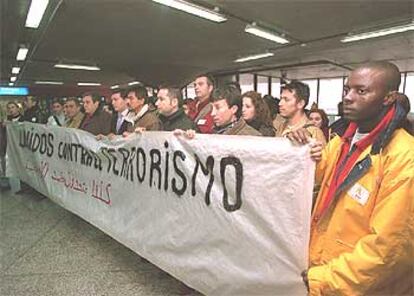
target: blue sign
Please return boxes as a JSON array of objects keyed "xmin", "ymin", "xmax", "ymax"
[{"xmin": 0, "ymin": 87, "xmax": 29, "ymax": 96}]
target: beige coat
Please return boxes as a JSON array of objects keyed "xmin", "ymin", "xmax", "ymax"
[
  {"xmin": 223, "ymin": 119, "xmax": 262, "ymax": 136},
  {"xmin": 128, "ymin": 105, "xmax": 161, "ymax": 132},
  {"xmin": 275, "ymin": 115, "xmax": 326, "ymax": 145},
  {"xmin": 66, "ymin": 112, "xmax": 85, "ymax": 129}
]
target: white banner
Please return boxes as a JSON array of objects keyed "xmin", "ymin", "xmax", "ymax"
[{"xmin": 6, "ymin": 122, "xmax": 314, "ymax": 295}]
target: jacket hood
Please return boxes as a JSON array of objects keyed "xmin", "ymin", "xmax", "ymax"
[{"xmin": 371, "ymin": 101, "xmax": 408, "ymax": 155}]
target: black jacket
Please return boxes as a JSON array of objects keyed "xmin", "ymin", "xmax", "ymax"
[
  {"xmin": 159, "ymin": 109, "xmax": 197, "ymax": 131},
  {"xmin": 249, "ymin": 119, "xmax": 275, "ymax": 137},
  {"xmin": 110, "ymin": 111, "xmax": 132, "ymax": 135},
  {"xmin": 21, "ymin": 106, "xmax": 47, "ymax": 124}
]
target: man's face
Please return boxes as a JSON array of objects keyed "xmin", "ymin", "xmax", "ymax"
[
  {"xmin": 126, "ymin": 91, "xmax": 144, "ymax": 112},
  {"xmin": 82, "ymin": 95, "xmax": 99, "ymax": 115},
  {"xmin": 23, "ymin": 97, "xmax": 35, "ymax": 110},
  {"xmin": 279, "ymin": 89, "xmax": 303, "ymax": 119},
  {"xmin": 7, "ymin": 104, "xmax": 20, "ymax": 117},
  {"xmin": 156, "ymin": 89, "xmax": 177, "ymax": 116},
  {"xmin": 242, "ymin": 97, "xmax": 255, "ymax": 122},
  {"xmin": 65, "ymin": 101, "xmax": 80, "ymax": 119},
  {"xmin": 342, "ymin": 68, "xmax": 388, "ymax": 123},
  {"xmin": 51, "ymin": 102, "xmax": 63, "ymax": 114},
  {"xmin": 194, "ymin": 77, "xmax": 213, "ymax": 102},
  {"xmin": 211, "ymin": 99, "xmax": 236, "ymax": 127},
  {"xmin": 111, "ymin": 93, "xmax": 127, "ymax": 113}
]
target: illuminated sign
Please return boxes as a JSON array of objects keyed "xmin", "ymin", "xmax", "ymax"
[{"xmin": 0, "ymin": 87, "xmax": 29, "ymax": 96}]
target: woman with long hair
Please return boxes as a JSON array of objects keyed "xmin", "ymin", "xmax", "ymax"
[
  {"xmin": 308, "ymin": 108, "xmax": 329, "ymax": 141},
  {"xmin": 242, "ymin": 91, "xmax": 275, "ymax": 137}
]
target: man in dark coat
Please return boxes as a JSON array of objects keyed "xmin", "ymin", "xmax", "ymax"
[
  {"xmin": 79, "ymin": 92, "xmax": 112, "ymax": 136},
  {"xmin": 110, "ymin": 90, "xmax": 132, "ymax": 135},
  {"xmin": 20, "ymin": 96, "xmax": 47, "ymax": 124},
  {"xmin": 156, "ymin": 87, "xmax": 197, "ymax": 131}
]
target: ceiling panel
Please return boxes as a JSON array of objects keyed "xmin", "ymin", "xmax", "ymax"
[{"xmin": 1, "ymin": 0, "xmax": 413, "ymax": 94}]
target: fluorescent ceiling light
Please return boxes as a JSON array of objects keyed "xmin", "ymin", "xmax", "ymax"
[
  {"xmin": 245, "ymin": 24, "xmax": 289, "ymax": 44},
  {"xmin": 9, "ymin": 83, "xmax": 14, "ymax": 86},
  {"xmin": 35, "ymin": 81, "xmax": 64, "ymax": 85},
  {"xmin": 110, "ymin": 85, "xmax": 120, "ymax": 89},
  {"xmin": 152, "ymin": 0, "xmax": 227, "ymax": 23},
  {"xmin": 10, "ymin": 77, "xmax": 17, "ymax": 82},
  {"xmin": 341, "ymin": 21, "xmax": 414, "ymax": 42},
  {"xmin": 54, "ymin": 64, "xmax": 100, "ymax": 71},
  {"xmin": 16, "ymin": 48, "xmax": 29, "ymax": 61},
  {"xmin": 77, "ymin": 82, "xmax": 101, "ymax": 86},
  {"xmin": 235, "ymin": 52, "xmax": 274, "ymax": 63},
  {"xmin": 12, "ymin": 67, "xmax": 21, "ymax": 74},
  {"xmin": 25, "ymin": 0, "xmax": 49, "ymax": 28},
  {"xmin": 128, "ymin": 81, "xmax": 141, "ymax": 86}
]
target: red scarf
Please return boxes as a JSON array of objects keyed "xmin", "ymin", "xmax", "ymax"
[{"xmin": 316, "ymin": 105, "xmax": 396, "ymax": 217}]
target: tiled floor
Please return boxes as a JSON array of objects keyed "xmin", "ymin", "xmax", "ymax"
[{"xmin": 0, "ymin": 189, "xmax": 201, "ymax": 296}]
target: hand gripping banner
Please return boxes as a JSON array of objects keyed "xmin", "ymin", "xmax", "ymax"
[{"xmin": 6, "ymin": 122, "xmax": 314, "ymax": 295}]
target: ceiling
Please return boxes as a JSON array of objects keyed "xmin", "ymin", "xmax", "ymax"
[{"xmin": 1, "ymin": 0, "xmax": 413, "ymax": 95}]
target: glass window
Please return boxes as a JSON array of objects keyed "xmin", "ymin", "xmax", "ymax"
[
  {"xmin": 256, "ymin": 76, "xmax": 269, "ymax": 96},
  {"xmin": 399, "ymin": 73, "xmax": 405, "ymax": 93},
  {"xmin": 318, "ymin": 78, "xmax": 343, "ymax": 115},
  {"xmin": 301, "ymin": 79, "xmax": 318, "ymax": 109},
  {"xmin": 404, "ymin": 72, "xmax": 414, "ymax": 115},
  {"xmin": 271, "ymin": 77, "xmax": 281, "ymax": 98},
  {"xmin": 239, "ymin": 74, "xmax": 254, "ymax": 94}
]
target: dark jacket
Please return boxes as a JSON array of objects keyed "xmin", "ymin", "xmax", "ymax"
[
  {"xmin": 329, "ymin": 117, "xmax": 349, "ymax": 138},
  {"xmin": 20, "ymin": 106, "xmax": 47, "ymax": 124},
  {"xmin": 159, "ymin": 109, "xmax": 197, "ymax": 131},
  {"xmin": 248, "ymin": 119, "xmax": 276, "ymax": 137},
  {"xmin": 110, "ymin": 111, "xmax": 132, "ymax": 135},
  {"xmin": 80, "ymin": 108, "xmax": 112, "ymax": 136}
]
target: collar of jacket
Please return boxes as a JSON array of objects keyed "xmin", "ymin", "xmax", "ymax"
[
  {"xmin": 196, "ymin": 98, "xmax": 211, "ymax": 112},
  {"xmin": 159, "ymin": 109, "xmax": 184, "ymax": 124},
  {"xmin": 336, "ymin": 102, "xmax": 406, "ymax": 190},
  {"xmin": 318, "ymin": 102, "xmax": 407, "ymax": 219},
  {"xmin": 214, "ymin": 119, "xmax": 237, "ymax": 134},
  {"xmin": 90, "ymin": 107, "xmax": 105, "ymax": 118}
]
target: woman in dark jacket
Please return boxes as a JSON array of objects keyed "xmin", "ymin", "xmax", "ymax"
[{"xmin": 241, "ymin": 91, "xmax": 275, "ymax": 137}]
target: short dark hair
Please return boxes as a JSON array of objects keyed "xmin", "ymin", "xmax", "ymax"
[
  {"xmin": 281, "ymin": 80, "xmax": 310, "ymax": 108},
  {"xmin": 263, "ymin": 94, "xmax": 279, "ymax": 119},
  {"xmin": 82, "ymin": 92, "xmax": 101, "ymax": 103},
  {"xmin": 127, "ymin": 85, "xmax": 148, "ymax": 103},
  {"xmin": 196, "ymin": 74, "xmax": 215, "ymax": 88},
  {"xmin": 160, "ymin": 86, "xmax": 183, "ymax": 107},
  {"xmin": 359, "ymin": 61, "xmax": 401, "ymax": 92},
  {"xmin": 51, "ymin": 98, "xmax": 64, "ymax": 106},
  {"xmin": 65, "ymin": 97, "xmax": 81, "ymax": 107},
  {"xmin": 212, "ymin": 85, "xmax": 242, "ymax": 118},
  {"xmin": 26, "ymin": 96, "xmax": 39, "ymax": 104},
  {"xmin": 7, "ymin": 101, "xmax": 20, "ymax": 109},
  {"xmin": 226, "ymin": 81, "xmax": 241, "ymax": 93},
  {"xmin": 111, "ymin": 88, "xmax": 126, "ymax": 98}
]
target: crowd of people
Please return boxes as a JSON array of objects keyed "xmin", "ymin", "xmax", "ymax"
[
  {"xmin": 1, "ymin": 75, "xmax": 344, "ymax": 141},
  {"xmin": 0, "ymin": 61, "xmax": 413, "ymax": 295}
]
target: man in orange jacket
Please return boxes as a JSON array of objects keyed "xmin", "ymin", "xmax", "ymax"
[{"xmin": 291, "ymin": 61, "xmax": 413, "ymax": 295}]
